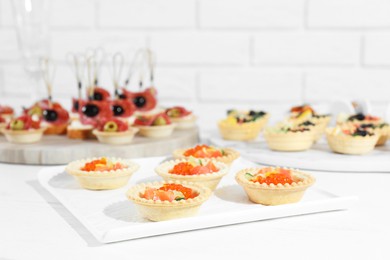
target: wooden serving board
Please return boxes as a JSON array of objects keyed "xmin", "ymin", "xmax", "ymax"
[{"xmin": 0, "ymin": 128, "xmax": 199, "ymax": 165}]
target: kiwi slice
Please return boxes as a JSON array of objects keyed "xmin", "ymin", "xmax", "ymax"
[
  {"xmin": 103, "ymin": 121, "xmax": 118, "ymax": 132},
  {"xmin": 152, "ymin": 116, "xmax": 167, "ymax": 126},
  {"xmin": 10, "ymin": 119, "xmax": 25, "ymax": 130}
]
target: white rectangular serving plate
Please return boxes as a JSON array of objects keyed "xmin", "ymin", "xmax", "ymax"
[{"xmin": 37, "ymin": 157, "xmax": 358, "ymax": 243}]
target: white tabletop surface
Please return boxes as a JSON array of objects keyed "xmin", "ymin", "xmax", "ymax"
[{"xmin": 1, "ymin": 151, "xmax": 389, "ymax": 260}]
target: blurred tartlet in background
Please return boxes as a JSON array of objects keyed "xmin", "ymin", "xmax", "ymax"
[{"xmin": 218, "ymin": 109, "xmax": 269, "ymax": 141}]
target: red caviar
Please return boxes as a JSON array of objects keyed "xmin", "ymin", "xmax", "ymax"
[
  {"xmin": 251, "ymin": 167, "xmax": 293, "ymax": 185},
  {"xmin": 158, "ymin": 183, "xmax": 197, "ymax": 199},
  {"xmin": 183, "ymin": 145, "xmax": 223, "ymax": 158},
  {"xmin": 141, "ymin": 183, "xmax": 198, "ymax": 201},
  {"xmin": 169, "ymin": 161, "xmax": 219, "ymax": 175},
  {"xmin": 81, "ymin": 157, "xmax": 126, "ymax": 172}
]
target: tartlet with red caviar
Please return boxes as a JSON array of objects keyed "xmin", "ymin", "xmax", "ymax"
[
  {"xmin": 65, "ymin": 157, "xmax": 139, "ymax": 190},
  {"xmin": 133, "ymin": 113, "xmax": 175, "ymax": 138},
  {"xmin": 126, "ymin": 181, "xmax": 211, "ymax": 221},
  {"xmin": 92, "ymin": 118, "xmax": 139, "ymax": 145},
  {"xmin": 165, "ymin": 106, "xmax": 197, "ymax": 129},
  {"xmin": 173, "ymin": 144, "xmax": 240, "ymax": 166},
  {"xmin": 155, "ymin": 159, "xmax": 229, "ymax": 190},
  {"xmin": 236, "ymin": 167, "xmax": 315, "ymax": 205},
  {"xmin": 1, "ymin": 115, "xmax": 46, "ymax": 144}
]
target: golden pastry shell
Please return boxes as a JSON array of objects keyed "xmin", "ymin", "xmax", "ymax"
[
  {"xmin": 325, "ymin": 128, "xmax": 379, "ymax": 154},
  {"xmin": 218, "ymin": 113, "xmax": 270, "ymax": 129},
  {"xmin": 173, "ymin": 147, "xmax": 240, "ymax": 166},
  {"xmin": 155, "ymin": 159, "xmax": 229, "ymax": 190},
  {"xmin": 65, "ymin": 157, "xmax": 139, "ymax": 177},
  {"xmin": 236, "ymin": 167, "xmax": 315, "ymax": 191},
  {"xmin": 126, "ymin": 180, "xmax": 212, "ymax": 207}
]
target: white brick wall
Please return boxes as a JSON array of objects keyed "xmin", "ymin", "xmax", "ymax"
[
  {"xmin": 199, "ymin": 68, "xmax": 302, "ymax": 102},
  {"xmin": 199, "ymin": 0, "xmax": 304, "ymax": 29},
  {"xmin": 50, "ymin": 0, "xmax": 96, "ymax": 29},
  {"xmin": 364, "ymin": 33, "xmax": 390, "ymax": 66},
  {"xmin": 0, "ymin": 0, "xmax": 14, "ymax": 27},
  {"xmin": 308, "ymin": 0, "xmax": 390, "ymax": 28},
  {"xmin": 0, "ymin": 0, "xmax": 390, "ymax": 119},
  {"xmin": 150, "ymin": 32, "xmax": 249, "ymax": 65},
  {"xmin": 50, "ymin": 31, "xmax": 147, "ymax": 61},
  {"xmin": 98, "ymin": 0, "xmax": 196, "ymax": 28},
  {"xmin": 254, "ymin": 33, "xmax": 360, "ymax": 66},
  {"xmin": 304, "ymin": 69, "xmax": 390, "ymax": 102},
  {"xmin": 0, "ymin": 30, "xmax": 19, "ymax": 61}
]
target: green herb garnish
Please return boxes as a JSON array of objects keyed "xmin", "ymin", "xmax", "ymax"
[{"xmin": 245, "ymin": 173, "xmax": 254, "ymax": 180}]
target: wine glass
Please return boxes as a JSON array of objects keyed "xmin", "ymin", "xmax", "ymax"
[{"xmin": 11, "ymin": 0, "xmax": 50, "ymax": 103}]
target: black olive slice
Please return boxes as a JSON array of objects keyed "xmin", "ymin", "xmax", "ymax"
[
  {"xmin": 43, "ymin": 109, "xmax": 58, "ymax": 122},
  {"xmin": 112, "ymin": 105, "xmax": 125, "ymax": 116},
  {"xmin": 133, "ymin": 96, "xmax": 146, "ymax": 108},
  {"xmin": 93, "ymin": 92, "xmax": 103, "ymax": 101},
  {"xmin": 82, "ymin": 104, "xmax": 100, "ymax": 117}
]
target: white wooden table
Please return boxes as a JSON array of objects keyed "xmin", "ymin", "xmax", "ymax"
[{"xmin": 1, "ymin": 158, "xmax": 389, "ymax": 259}]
